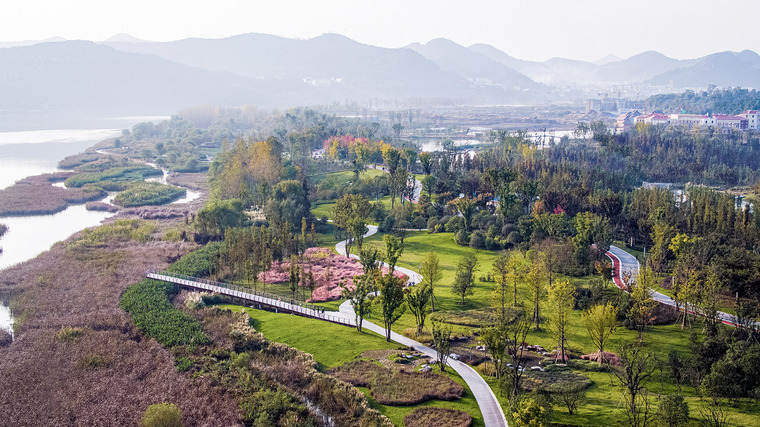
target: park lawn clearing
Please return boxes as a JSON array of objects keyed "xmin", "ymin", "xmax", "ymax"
[
  {"xmin": 219, "ymin": 304, "xmax": 484, "ymax": 426},
  {"xmin": 218, "ymin": 305, "xmax": 397, "ymax": 368},
  {"xmin": 344, "ymin": 230, "xmax": 760, "ymax": 425}
]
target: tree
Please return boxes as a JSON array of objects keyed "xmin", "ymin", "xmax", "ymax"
[
  {"xmin": 481, "ymin": 325, "xmax": 508, "ymax": 380},
  {"xmin": 141, "ymin": 402, "xmax": 183, "ymax": 427},
  {"xmin": 334, "ymin": 194, "xmax": 373, "ymax": 255},
  {"xmin": 492, "ymin": 251, "xmax": 511, "ymax": 317},
  {"xmin": 382, "ymin": 234, "xmax": 404, "ymax": 273},
  {"xmin": 419, "ymin": 252, "xmax": 443, "ymax": 312},
  {"xmin": 288, "ymin": 256, "xmax": 301, "ymax": 300},
  {"xmin": 378, "ymin": 239, "xmax": 406, "ymax": 342},
  {"xmin": 342, "ymin": 273, "xmax": 375, "ymax": 332},
  {"xmin": 547, "ymin": 279, "xmax": 575, "ymax": 363},
  {"xmin": 431, "ymin": 319, "xmax": 453, "ymax": 372},
  {"xmin": 501, "ymin": 308, "xmax": 532, "ymax": 403},
  {"xmin": 550, "ymin": 383, "xmax": 587, "ymax": 416},
  {"xmin": 405, "ymin": 284, "xmax": 432, "ymax": 336},
  {"xmin": 525, "ymin": 253, "xmax": 548, "ymax": 330},
  {"xmin": 656, "ymin": 393, "xmax": 689, "ymax": 427},
  {"xmin": 583, "ymin": 302, "xmax": 619, "ymax": 362},
  {"xmin": 194, "ymin": 199, "xmax": 246, "ymax": 239},
  {"xmin": 419, "ymin": 151, "xmax": 433, "ymax": 175},
  {"xmin": 453, "ymin": 197, "xmax": 477, "ymax": 231},
  {"xmin": 614, "ymin": 342, "xmax": 657, "ymax": 427},
  {"xmin": 628, "ymin": 266, "xmax": 657, "ymax": 341},
  {"xmin": 452, "ymin": 253, "xmax": 479, "ymax": 304},
  {"xmin": 507, "ymin": 251, "xmax": 528, "ymax": 307}
]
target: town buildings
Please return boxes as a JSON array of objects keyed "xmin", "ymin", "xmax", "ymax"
[{"xmin": 632, "ymin": 112, "xmax": 750, "ymax": 132}]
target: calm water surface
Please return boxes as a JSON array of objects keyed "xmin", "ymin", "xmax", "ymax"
[{"xmin": 0, "ymin": 120, "xmax": 167, "ymax": 331}]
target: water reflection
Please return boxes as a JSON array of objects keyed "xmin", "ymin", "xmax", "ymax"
[{"xmin": 0, "ymin": 204, "xmax": 114, "ymax": 271}]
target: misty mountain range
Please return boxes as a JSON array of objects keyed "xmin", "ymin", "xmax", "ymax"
[{"xmin": 1, "ymin": 32, "xmax": 760, "ymax": 118}]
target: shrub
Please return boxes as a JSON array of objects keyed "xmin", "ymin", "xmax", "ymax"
[
  {"xmin": 141, "ymin": 402, "xmax": 183, "ymax": 427},
  {"xmin": 167, "ymin": 242, "xmax": 224, "ymax": 277},
  {"xmin": 81, "ymin": 354, "xmax": 110, "ymax": 369},
  {"xmin": 412, "ymin": 216, "xmax": 428, "ymax": 229},
  {"xmin": 511, "ymin": 397, "xmax": 548, "ymax": 427},
  {"xmin": 174, "ymin": 356, "xmax": 193, "ymax": 373},
  {"xmin": 455, "ymin": 229, "xmax": 470, "ymax": 246},
  {"xmin": 469, "ymin": 231, "xmax": 486, "ymax": 249},
  {"xmin": 163, "ymin": 228, "xmax": 184, "ymax": 242},
  {"xmin": 56, "ymin": 326, "xmax": 86, "ymax": 342},
  {"xmin": 446, "ymin": 216, "xmax": 464, "ymax": 233},
  {"xmin": 120, "ymin": 279, "xmax": 210, "ymax": 347},
  {"xmin": 427, "ymin": 217, "xmax": 439, "ymax": 231},
  {"xmin": 404, "ymin": 407, "xmax": 472, "ymax": 427},
  {"xmin": 506, "ymin": 230, "xmax": 523, "ymax": 245},
  {"xmin": 656, "ymin": 393, "xmax": 689, "ymax": 427}
]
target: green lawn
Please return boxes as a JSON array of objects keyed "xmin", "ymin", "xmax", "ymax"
[
  {"xmin": 218, "ymin": 304, "xmax": 484, "ymax": 426},
  {"xmin": 343, "ymin": 230, "xmax": 758, "ymax": 426}
]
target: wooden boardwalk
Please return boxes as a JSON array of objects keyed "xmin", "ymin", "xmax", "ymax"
[{"xmin": 146, "ymin": 270, "xmax": 356, "ymax": 327}]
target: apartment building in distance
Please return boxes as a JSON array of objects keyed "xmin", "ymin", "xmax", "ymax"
[{"xmin": 633, "ymin": 112, "xmax": 751, "ymax": 131}]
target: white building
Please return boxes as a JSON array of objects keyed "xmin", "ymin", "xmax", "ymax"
[{"xmin": 739, "ymin": 110, "xmax": 759, "ymax": 130}]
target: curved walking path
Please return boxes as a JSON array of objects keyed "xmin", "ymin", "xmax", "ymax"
[
  {"xmin": 335, "ymin": 225, "xmax": 507, "ymax": 427},
  {"xmin": 607, "ymin": 245, "xmax": 758, "ymax": 329}
]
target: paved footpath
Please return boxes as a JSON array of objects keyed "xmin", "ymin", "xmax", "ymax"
[
  {"xmin": 335, "ymin": 225, "xmax": 508, "ymax": 427},
  {"xmin": 607, "ymin": 245, "xmax": 757, "ymax": 329}
]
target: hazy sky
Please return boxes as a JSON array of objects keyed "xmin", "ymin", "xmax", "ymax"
[{"xmin": 2, "ymin": 0, "xmax": 758, "ymax": 62}]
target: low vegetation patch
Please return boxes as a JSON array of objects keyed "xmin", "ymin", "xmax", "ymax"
[
  {"xmin": 119, "ymin": 279, "xmax": 210, "ymax": 347},
  {"xmin": 403, "ymin": 407, "xmax": 473, "ymax": 427},
  {"xmin": 519, "ymin": 367, "xmax": 592, "ymax": 393},
  {"xmin": 430, "ymin": 308, "xmax": 498, "ymax": 327},
  {"xmin": 0, "ymin": 223, "xmax": 7, "ymax": 237},
  {"xmin": 84, "ymin": 201, "xmax": 119, "ymax": 212},
  {"xmin": 112, "ymin": 182, "xmax": 186, "ymax": 207},
  {"xmin": 69, "ymin": 219, "xmax": 156, "ymax": 250},
  {"xmin": 259, "ymin": 247, "xmax": 406, "ymax": 302},
  {"xmin": 57, "ymin": 153, "xmax": 102, "ymax": 169},
  {"xmin": 0, "ymin": 173, "xmax": 106, "ymax": 216},
  {"xmin": 64, "ymin": 165, "xmax": 161, "ymax": 190},
  {"xmin": 167, "ymin": 241, "xmax": 223, "ymax": 277},
  {"xmin": 328, "ymin": 360, "xmax": 464, "ymax": 406},
  {"xmin": 55, "ymin": 326, "xmax": 86, "ymax": 342}
]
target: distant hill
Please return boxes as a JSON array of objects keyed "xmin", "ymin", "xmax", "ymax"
[
  {"xmin": 648, "ymin": 50, "xmax": 760, "ymax": 88},
  {"xmin": 467, "ymin": 43, "xmax": 556, "ymax": 84},
  {"xmin": 0, "ymin": 41, "xmax": 269, "ymax": 115},
  {"xmin": 105, "ymin": 33, "xmax": 472, "ymax": 100},
  {"xmin": 1, "ymin": 33, "xmax": 759, "ymax": 119},
  {"xmin": 406, "ymin": 39, "xmax": 540, "ymax": 90}
]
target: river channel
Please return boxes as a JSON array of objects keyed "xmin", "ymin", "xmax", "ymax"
[{"xmin": 0, "ymin": 119, "xmax": 178, "ymax": 332}]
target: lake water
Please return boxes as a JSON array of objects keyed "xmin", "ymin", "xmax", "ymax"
[
  {"xmin": 0, "ymin": 121, "xmax": 165, "ymax": 331},
  {"xmin": 0, "ymin": 129, "xmax": 123, "ymax": 190}
]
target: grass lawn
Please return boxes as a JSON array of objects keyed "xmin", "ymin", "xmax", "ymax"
[
  {"xmin": 312, "ymin": 194, "xmax": 395, "ymax": 222},
  {"xmin": 309, "ymin": 168, "xmax": 384, "ymax": 186},
  {"xmin": 340, "ymin": 230, "xmax": 759, "ymax": 426},
  {"xmin": 218, "ymin": 304, "xmax": 484, "ymax": 426}
]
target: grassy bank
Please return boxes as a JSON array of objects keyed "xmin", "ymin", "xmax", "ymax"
[
  {"xmin": 112, "ymin": 182, "xmax": 186, "ymax": 207},
  {"xmin": 64, "ymin": 165, "xmax": 162, "ymax": 191},
  {"xmin": 0, "ymin": 173, "xmax": 107, "ymax": 216},
  {"xmin": 221, "ymin": 304, "xmax": 484, "ymax": 426}
]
